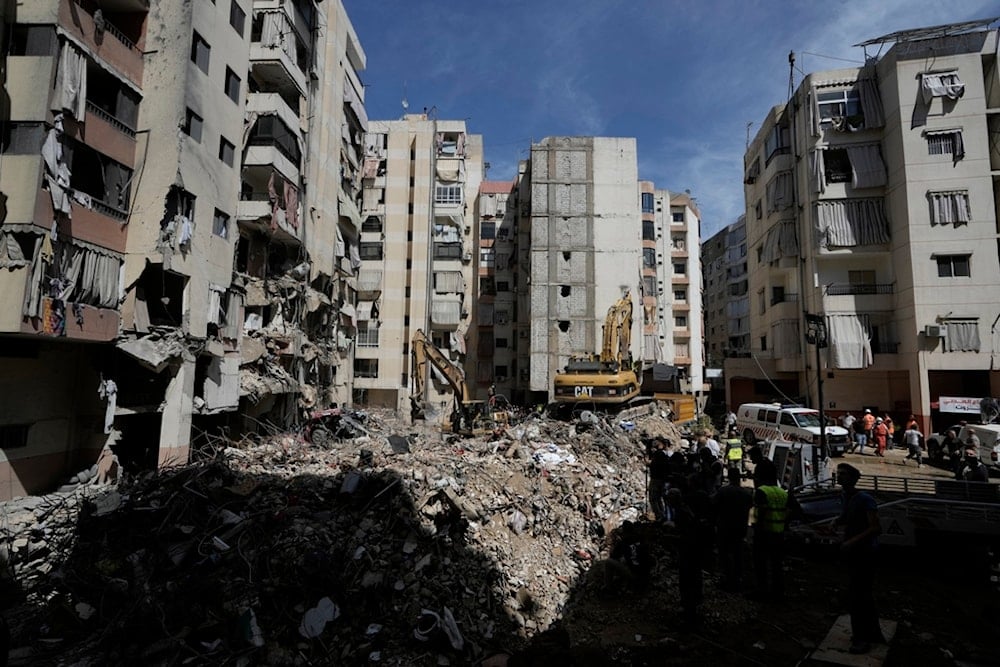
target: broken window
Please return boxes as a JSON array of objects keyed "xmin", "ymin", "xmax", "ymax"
[
  {"xmin": 360, "ymin": 242, "xmax": 383, "ymax": 260},
  {"xmin": 817, "ymin": 89, "xmax": 862, "ymax": 126},
  {"xmin": 354, "ymin": 358, "xmax": 378, "ymax": 378},
  {"xmin": 247, "ymin": 115, "xmax": 301, "ymax": 164},
  {"xmin": 213, "ymin": 209, "xmax": 230, "ymax": 238},
  {"xmin": 62, "ymin": 137, "xmax": 134, "ymax": 218},
  {"xmin": 133, "ymin": 264, "xmax": 187, "ymax": 327},
  {"xmin": 86, "ymin": 61, "xmax": 140, "ymax": 133}
]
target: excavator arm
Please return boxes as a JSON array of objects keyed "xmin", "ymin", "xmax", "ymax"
[
  {"xmin": 600, "ymin": 291, "xmax": 633, "ymax": 368},
  {"xmin": 410, "ymin": 329, "xmax": 471, "ymax": 427}
]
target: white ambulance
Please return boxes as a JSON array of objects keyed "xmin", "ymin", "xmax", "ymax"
[{"xmin": 736, "ymin": 403, "xmax": 850, "ymax": 456}]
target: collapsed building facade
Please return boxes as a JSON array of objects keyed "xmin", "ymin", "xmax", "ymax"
[{"xmin": 0, "ymin": 0, "xmax": 367, "ymax": 499}]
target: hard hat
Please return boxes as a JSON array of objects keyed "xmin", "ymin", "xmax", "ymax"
[{"xmin": 864, "ymin": 409, "xmax": 871, "ymax": 414}]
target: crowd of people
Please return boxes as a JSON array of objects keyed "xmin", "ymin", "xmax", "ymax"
[{"xmin": 618, "ymin": 428, "xmax": 884, "ymax": 654}]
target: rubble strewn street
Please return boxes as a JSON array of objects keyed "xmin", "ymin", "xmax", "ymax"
[{"xmin": 0, "ymin": 406, "xmax": 689, "ymax": 665}]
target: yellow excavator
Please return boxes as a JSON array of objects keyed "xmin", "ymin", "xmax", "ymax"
[
  {"xmin": 552, "ymin": 291, "xmax": 641, "ymax": 409},
  {"xmin": 410, "ymin": 329, "xmax": 506, "ymax": 434}
]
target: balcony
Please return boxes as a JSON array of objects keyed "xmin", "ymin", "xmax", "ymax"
[
  {"xmin": 771, "ymin": 292, "xmax": 799, "ymax": 306},
  {"xmin": 64, "ymin": 0, "xmax": 145, "ymax": 86},
  {"xmin": 249, "ymin": 10, "xmax": 308, "ymax": 98},
  {"xmin": 357, "ymin": 270, "xmax": 383, "ymax": 299},
  {"xmin": 247, "ymin": 93, "xmax": 301, "ymax": 142},
  {"xmin": 244, "ymin": 144, "xmax": 299, "ymax": 184},
  {"xmin": 825, "ymin": 283, "xmax": 894, "ymax": 296}
]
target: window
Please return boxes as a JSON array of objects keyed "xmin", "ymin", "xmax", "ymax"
[
  {"xmin": 183, "ymin": 109, "xmax": 203, "ymax": 142},
  {"xmin": 480, "ymin": 221, "xmax": 495, "ymax": 239},
  {"xmin": 213, "ymin": 209, "xmax": 230, "ymax": 238},
  {"xmin": 433, "ymin": 243, "xmax": 463, "ymax": 260},
  {"xmin": 362, "ymin": 216, "xmax": 382, "ymax": 232},
  {"xmin": 0, "ymin": 122, "xmax": 45, "ymax": 155},
  {"xmin": 760, "ymin": 335, "xmax": 767, "ymax": 352},
  {"xmin": 357, "ymin": 322, "xmax": 379, "ymax": 348},
  {"xmin": 642, "ymin": 276, "xmax": 656, "ymax": 295},
  {"xmin": 496, "ymin": 338, "xmax": 508, "ymax": 349},
  {"xmin": 641, "ymin": 192, "xmax": 654, "ymax": 213},
  {"xmin": 928, "ymin": 190, "xmax": 971, "ymax": 225},
  {"xmin": 435, "ymin": 185, "xmax": 462, "ymax": 205},
  {"xmin": 224, "ymin": 67, "xmax": 241, "ymax": 104},
  {"xmin": 671, "ymin": 236, "xmax": 685, "ymax": 250},
  {"xmin": 8, "ymin": 25, "xmax": 58, "ymax": 56},
  {"xmin": 480, "ymin": 247, "xmax": 495, "ymax": 268},
  {"xmin": 191, "ymin": 32, "xmax": 210, "ymax": 74},
  {"xmin": 943, "ymin": 319, "xmax": 980, "ymax": 352},
  {"xmin": 674, "ymin": 290, "xmax": 686, "ymax": 301},
  {"xmin": 848, "ymin": 270, "xmax": 876, "ymax": 286},
  {"xmin": 926, "ymin": 130, "xmax": 964, "ymax": 158},
  {"xmin": 360, "ymin": 242, "xmax": 384, "ymax": 260},
  {"xmin": 758, "ymin": 288, "xmax": 766, "ymax": 315},
  {"xmin": 770, "ymin": 285, "xmax": 784, "ymax": 305},
  {"xmin": 496, "ymin": 281, "xmax": 510, "ymax": 292},
  {"xmin": 673, "ymin": 262, "xmax": 686, "ymax": 275},
  {"xmin": 218, "ymin": 137, "xmax": 235, "ymax": 167},
  {"xmin": 354, "ymin": 359, "xmax": 379, "ymax": 378},
  {"xmin": 671, "ymin": 212, "xmax": 684, "ymax": 223},
  {"xmin": 229, "ymin": 1, "xmax": 246, "ymax": 36},
  {"xmin": 824, "ymin": 149, "xmax": 851, "ymax": 183},
  {"xmin": 817, "ymin": 89, "xmax": 861, "ymax": 124},
  {"xmin": 642, "ymin": 220, "xmax": 655, "ymax": 241},
  {"xmin": 479, "ymin": 276, "xmax": 496, "ymax": 294},
  {"xmin": 642, "ymin": 248, "xmax": 656, "ymax": 268},
  {"xmin": 764, "ymin": 122, "xmax": 791, "ymax": 160},
  {"xmin": 754, "ymin": 200, "xmax": 762, "ymax": 220},
  {"xmin": 936, "ymin": 254, "xmax": 970, "ymax": 278},
  {"xmin": 675, "ymin": 316, "xmax": 687, "ymax": 328}
]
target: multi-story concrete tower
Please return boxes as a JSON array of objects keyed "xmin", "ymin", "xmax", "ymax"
[
  {"xmin": 0, "ymin": 0, "xmax": 367, "ymax": 499},
  {"xmin": 730, "ymin": 19, "xmax": 1000, "ymax": 433},
  {"xmin": 521, "ymin": 137, "xmax": 642, "ymax": 404},
  {"xmin": 474, "ymin": 180, "xmax": 517, "ymax": 401},
  {"xmin": 356, "ymin": 115, "xmax": 483, "ymax": 416},
  {"xmin": 666, "ymin": 192, "xmax": 705, "ymax": 394},
  {"xmin": 702, "ymin": 217, "xmax": 748, "ymax": 404}
]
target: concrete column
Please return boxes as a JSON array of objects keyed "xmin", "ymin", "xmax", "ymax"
[{"xmin": 158, "ymin": 355, "xmax": 195, "ymax": 467}]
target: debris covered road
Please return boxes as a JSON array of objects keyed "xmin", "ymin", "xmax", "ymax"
[{"xmin": 1, "ymin": 409, "xmax": 997, "ymax": 666}]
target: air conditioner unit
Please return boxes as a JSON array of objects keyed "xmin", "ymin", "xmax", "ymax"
[
  {"xmin": 462, "ymin": 252, "xmax": 472, "ymax": 262},
  {"xmin": 924, "ymin": 324, "xmax": 947, "ymax": 338}
]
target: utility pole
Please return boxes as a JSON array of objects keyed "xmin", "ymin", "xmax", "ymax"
[{"xmin": 805, "ymin": 313, "xmax": 829, "ymax": 481}]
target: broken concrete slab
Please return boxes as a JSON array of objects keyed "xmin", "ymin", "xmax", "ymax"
[{"xmin": 116, "ymin": 335, "xmax": 186, "ymax": 373}]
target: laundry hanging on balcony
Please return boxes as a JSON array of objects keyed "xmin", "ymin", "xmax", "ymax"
[
  {"xmin": 920, "ymin": 71, "xmax": 965, "ymax": 104},
  {"xmin": 54, "ymin": 40, "xmax": 87, "ymax": 121}
]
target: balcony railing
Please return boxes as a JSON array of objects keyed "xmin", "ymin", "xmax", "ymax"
[
  {"xmin": 73, "ymin": 0, "xmax": 140, "ymax": 52},
  {"xmin": 873, "ymin": 341, "xmax": 899, "ymax": 354},
  {"xmin": 826, "ymin": 283, "xmax": 894, "ymax": 296},
  {"xmin": 771, "ymin": 292, "xmax": 799, "ymax": 306},
  {"xmin": 86, "ymin": 101, "xmax": 136, "ymax": 138}
]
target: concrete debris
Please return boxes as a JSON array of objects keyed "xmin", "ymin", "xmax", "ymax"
[
  {"xmin": 115, "ymin": 329, "xmax": 188, "ymax": 372},
  {"xmin": 0, "ymin": 406, "xmax": 691, "ymax": 664}
]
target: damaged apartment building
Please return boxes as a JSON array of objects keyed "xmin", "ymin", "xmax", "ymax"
[{"xmin": 0, "ymin": 0, "xmax": 367, "ymax": 499}]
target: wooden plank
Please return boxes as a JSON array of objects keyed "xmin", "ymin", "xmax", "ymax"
[{"xmin": 810, "ymin": 614, "xmax": 896, "ymax": 666}]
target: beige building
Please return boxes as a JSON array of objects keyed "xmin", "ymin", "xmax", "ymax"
[
  {"xmin": 665, "ymin": 192, "xmax": 705, "ymax": 393},
  {"xmin": 729, "ymin": 19, "xmax": 1000, "ymax": 433},
  {"xmin": 0, "ymin": 0, "xmax": 366, "ymax": 499},
  {"xmin": 355, "ymin": 116, "xmax": 483, "ymax": 417}
]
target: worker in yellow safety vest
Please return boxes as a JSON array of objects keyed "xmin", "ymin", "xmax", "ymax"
[
  {"xmin": 751, "ymin": 465, "xmax": 797, "ymax": 599},
  {"xmin": 724, "ymin": 429, "xmax": 744, "ymax": 477}
]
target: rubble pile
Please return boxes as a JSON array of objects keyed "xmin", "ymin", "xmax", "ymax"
[{"xmin": 1, "ymin": 407, "xmax": 691, "ymax": 665}]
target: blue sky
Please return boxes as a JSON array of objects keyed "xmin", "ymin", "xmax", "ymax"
[{"xmin": 342, "ymin": 1, "xmax": 999, "ymax": 238}]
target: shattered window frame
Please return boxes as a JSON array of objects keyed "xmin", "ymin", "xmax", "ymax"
[{"xmin": 213, "ymin": 209, "xmax": 230, "ymax": 239}]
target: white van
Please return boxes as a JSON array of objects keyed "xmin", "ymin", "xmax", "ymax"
[{"xmin": 736, "ymin": 403, "xmax": 850, "ymax": 456}]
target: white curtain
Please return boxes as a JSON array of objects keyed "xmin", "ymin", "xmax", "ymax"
[
  {"xmin": 921, "ymin": 71, "xmax": 965, "ymax": 103},
  {"xmin": 760, "ymin": 221, "xmax": 799, "ymax": 263},
  {"xmin": 810, "ymin": 149, "xmax": 825, "ymax": 194},
  {"xmin": 432, "ymin": 299, "xmax": 462, "ymax": 326},
  {"xmin": 846, "ymin": 145, "xmax": 887, "ymax": 189},
  {"xmin": 815, "ymin": 199, "xmax": 890, "ymax": 248},
  {"xmin": 827, "ymin": 314, "xmax": 873, "ymax": 369},
  {"xmin": 433, "ymin": 271, "xmax": 463, "ymax": 293},
  {"xmin": 944, "ymin": 320, "xmax": 980, "ymax": 352},
  {"xmin": 928, "ymin": 191, "xmax": 971, "ymax": 225},
  {"xmin": 54, "ymin": 41, "xmax": 87, "ymax": 120},
  {"xmin": 433, "ymin": 223, "xmax": 461, "ymax": 243},
  {"xmin": 766, "ymin": 171, "xmax": 793, "ymax": 213}
]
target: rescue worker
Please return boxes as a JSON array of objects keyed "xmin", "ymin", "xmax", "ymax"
[
  {"xmin": 748, "ymin": 446, "xmax": 777, "ymax": 490},
  {"xmin": 713, "ymin": 467, "xmax": 753, "ymax": 592},
  {"xmin": 861, "ymin": 409, "xmax": 876, "ymax": 452},
  {"xmin": 646, "ymin": 438, "xmax": 672, "ymax": 522},
  {"xmin": 725, "ymin": 429, "xmax": 745, "ymax": 478},
  {"xmin": 751, "ymin": 464, "xmax": 797, "ymax": 599},
  {"xmin": 667, "ymin": 486, "xmax": 707, "ymax": 627}
]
